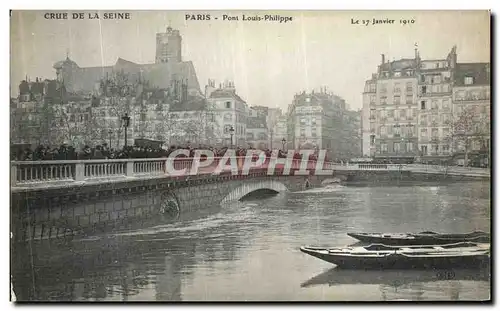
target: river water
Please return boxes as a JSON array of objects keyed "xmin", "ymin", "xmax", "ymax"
[{"xmin": 12, "ymin": 181, "xmax": 491, "ymax": 301}]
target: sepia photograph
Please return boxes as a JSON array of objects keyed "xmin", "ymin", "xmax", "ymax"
[{"xmin": 9, "ymin": 9, "xmax": 491, "ymax": 302}]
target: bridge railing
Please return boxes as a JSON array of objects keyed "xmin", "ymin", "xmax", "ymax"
[
  {"xmin": 10, "ymin": 157, "xmax": 326, "ymax": 187},
  {"xmin": 10, "ymin": 158, "xmax": 489, "ymax": 188}
]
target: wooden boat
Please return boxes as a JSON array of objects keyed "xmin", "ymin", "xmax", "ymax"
[
  {"xmin": 347, "ymin": 230, "xmax": 490, "ymax": 245},
  {"xmin": 300, "ymin": 242, "xmax": 490, "ymax": 269}
]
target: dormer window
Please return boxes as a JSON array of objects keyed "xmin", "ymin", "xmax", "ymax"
[{"xmin": 465, "ymin": 76, "xmax": 474, "ymax": 85}]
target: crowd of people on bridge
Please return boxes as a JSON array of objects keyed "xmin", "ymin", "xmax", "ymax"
[{"xmin": 11, "ymin": 143, "xmax": 326, "ymax": 162}]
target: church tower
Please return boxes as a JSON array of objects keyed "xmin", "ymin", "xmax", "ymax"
[{"xmin": 155, "ymin": 26, "xmax": 182, "ymax": 64}]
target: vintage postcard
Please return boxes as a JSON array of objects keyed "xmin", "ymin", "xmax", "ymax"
[{"xmin": 10, "ymin": 10, "xmax": 491, "ymax": 302}]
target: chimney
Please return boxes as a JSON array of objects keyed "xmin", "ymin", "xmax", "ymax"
[{"xmin": 381, "ymin": 54, "xmax": 385, "ymax": 64}]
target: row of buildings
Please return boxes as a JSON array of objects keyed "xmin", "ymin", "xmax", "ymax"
[
  {"xmin": 11, "ymin": 26, "xmax": 362, "ymax": 160},
  {"xmin": 361, "ymin": 46, "xmax": 490, "ymax": 164}
]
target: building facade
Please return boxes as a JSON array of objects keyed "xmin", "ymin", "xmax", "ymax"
[
  {"xmin": 246, "ymin": 106, "xmax": 268, "ymax": 149},
  {"xmin": 451, "ymin": 62, "xmax": 491, "ymax": 166},
  {"xmin": 287, "ymin": 89, "xmax": 358, "ymax": 159},
  {"xmin": 370, "ymin": 54, "xmax": 419, "ymax": 162},
  {"xmin": 362, "ymin": 46, "xmax": 491, "ymax": 165},
  {"xmin": 206, "ymin": 80, "xmax": 248, "ymax": 147},
  {"xmin": 416, "ymin": 48, "xmax": 456, "ymax": 161}
]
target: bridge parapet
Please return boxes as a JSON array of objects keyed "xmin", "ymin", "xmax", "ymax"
[
  {"xmin": 10, "ymin": 157, "xmax": 327, "ymax": 190},
  {"xmin": 10, "ymin": 158, "xmax": 489, "ymax": 191}
]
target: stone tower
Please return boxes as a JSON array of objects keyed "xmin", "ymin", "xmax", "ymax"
[{"xmin": 155, "ymin": 26, "xmax": 182, "ymax": 64}]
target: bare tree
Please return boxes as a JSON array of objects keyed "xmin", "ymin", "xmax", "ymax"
[{"xmin": 447, "ymin": 106, "xmax": 490, "ymax": 167}]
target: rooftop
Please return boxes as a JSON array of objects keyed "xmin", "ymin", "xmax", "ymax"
[
  {"xmin": 454, "ymin": 62, "xmax": 491, "ymax": 86},
  {"xmin": 53, "ymin": 57, "xmax": 201, "ymax": 95},
  {"xmin": 209, "ymin": 89, "xmax": 246, "ymax": 103}
]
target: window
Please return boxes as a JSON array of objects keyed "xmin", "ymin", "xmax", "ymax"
[
  {"xmin": 387, "ymin": 110, "xmax": 394, "ymax": 118},
  {"xmin": 421, "ymin": 86, "xmax": 427, "ymax": 94},
  {"xmin": 442, "ymin": 99, "xmax": 450, "ymax": 110},
  {"xmin": 393, "ymin": 142, "xmax": 401, "ymax": 153},
  {"xmin": 394, "ymin": 110, "xmax": 399, "ymax": 120},
  {"xmin": 394, "ymin": 83, "xmax": 401, "ymax": 93},
  {"xmin": 421, "ymin": 128, "xmax": 428, "ymax": 137},
  {"xmin": 381, "ymin": 143, "xmax": 388, "ymax": 153},
  {"xmin": 431, "ymin": 115, "xmax": 438, "ymax": 125},
  {"xmin": 380, "ymin": 84, "xmax": 387, "ymax": 93},
  {"xmin": 404, "ymin": 108, "xmax": 410, "ymax": 120},
  {"xmin": 408, "ymin": 127, "xmax": 414, "ymax": 137},
  {"xmin": 442, "ymin": 145, "xmax": 450, "ymax": 153},
  {"xmin": 387, "ymin": 126, "xmax": 393, "ymax": 135},
  {"xmin": 394, "ymin": 72, "xmax": 402, "ymax": 78},
  {"xmin": 441, "ymin": 114, "xmax": 450, "ymax": 124},
  {"xmin": 443, "ymin": 128, "xmax": 450, "ymax": 137},
  {"xmin": 393, "ymin": 95, "xmax": 401, "ymax": 105},
  {"xmin": 405, "ymin": 95, "xmax": 413, "ymax": 105},
  {"xmin": 370, "ymin": 135, "xmax": 375, "ymax": 145},
  {"xmin": 420, "ymin": 117, "xmax": 427, "ymax": 126},
  {"xmin": 421, "ymin": 145, "xmax": 428, "ymax": 155},
  {"xmin": 433, "ymin": 144, "xmax": 439, "ymax": 153},
  {"xmin": 407, "ymin": 142, "xmax": 414, "ymax": 152},
  {"xmin": 431, "ymin": 128, "xmax": 438, "ymax": 138},
  {"xmin": 465, "ymin": 77, "xmax": 474, "ymax": 85},
  {"xmin": 435, "ymin": 75, "xmax": 442, "ymax": 84},
  {"xmin": 380, "ymin": 96, "xmax": 387, "ymax": 105},
  {"xmin": 225, "ymin": 101, "xmax": 232, "ymax": 108},
  {"xmin": 394, "ymin": 126, "xmax": 401, "ymax": 136},
  {"xmin": 406, "ymin": 82, "xmax": 413, "ymax": 93},
  {"xmin": 412, "ymin": 108, "xmax": 418, "ymax": 118},
  {"xmin": 431, "ymin": 100, "xmax": 439, "ymax": 110},
  {"xmin": 380, "ymin": 126, "xmax": 386, "ymax": 135},
  {"xmin": 369, "ymin": 95, "xmax": 376, "ymax": 104}
]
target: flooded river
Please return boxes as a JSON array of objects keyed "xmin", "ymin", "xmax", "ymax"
[{"xmin": 11, "ymin": 181, "xmax": 491, "ymax": 301}]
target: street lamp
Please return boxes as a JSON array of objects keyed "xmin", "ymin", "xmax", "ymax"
[
  {"xmin": 281, "ymin": 138, "xmax": 286, "ymax": 151},
  {"xmin": 121, "ymin": 113, "xmax": 131, "ymax": 148},
  {"xmin": 229, "ymin": 126, "xmax": 235, "ymax": 148},
  {"xmin": 108, "ymin": 129, "xmax": 113, "ymax": 149}
]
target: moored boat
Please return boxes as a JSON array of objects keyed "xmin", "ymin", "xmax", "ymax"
[
  {"xmin": 347, "ymin": 231, "xmax": 490, "ymax": 245},
  {"xmin": 300, "ymin": 242, "xmax": 490, "ymax": 269}
]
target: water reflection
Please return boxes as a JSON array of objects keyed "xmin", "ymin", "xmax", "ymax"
[
  {"xmin": 301, "ymin": 267, "xmax": 490, "ymax": 288},
  {"xmin": 11, "ymin": 181, "xmax": 491, "ymax": 301}
]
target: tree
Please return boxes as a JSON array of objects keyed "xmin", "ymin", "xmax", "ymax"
[{"xmin": 448, "ymin": 106, "xmax": 490, "ymax": 167}]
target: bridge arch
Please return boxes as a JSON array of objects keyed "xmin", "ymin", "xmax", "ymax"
[{"xmin": 221, "ymin": 180, "xmax": 289, "ymax": 203}]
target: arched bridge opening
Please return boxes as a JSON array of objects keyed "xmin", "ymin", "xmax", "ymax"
[
  {"xmin": 239, "ymin": 188, "xmax": 280, "ymax": 201},
  {"xmin": 221, "ymin": 180, "xmax": 289, "ymax": 204}
]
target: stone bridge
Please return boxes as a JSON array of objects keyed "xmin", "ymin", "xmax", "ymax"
[{"xmin": 10, "ymin": 157, "xmax": 489, "ymax": 242}]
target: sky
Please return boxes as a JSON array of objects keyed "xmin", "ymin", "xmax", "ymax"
[{"xmin": 10, "ymin": 10, "xmax": 490, "ymax": 111}]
